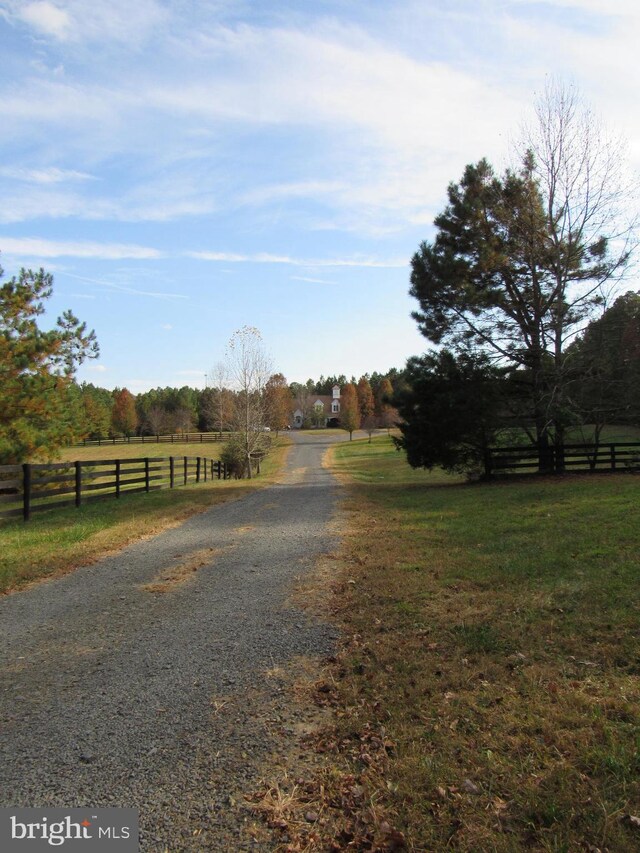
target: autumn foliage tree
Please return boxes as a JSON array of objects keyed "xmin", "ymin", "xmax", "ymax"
[
  {"xmin": 264, "ymin": 372, "xmax": 291, "ymax": 433},
  {"xmin": 340, "ymin": 383, "xmax": 360, "ymax": 440},
  {"xmin": 111, "ymin": 388, "xmax": 138, "ymax": 436},
  {"xmin": 375, "ymin": 377, "xmax": 398, "ymax": 431},
  {"xmin": 0, "ymin": 263, "xmax": 99, "ymax": 463},
  {"xmin": 356, "ymin": 376, "xmax": 375, "ymax": 423}
]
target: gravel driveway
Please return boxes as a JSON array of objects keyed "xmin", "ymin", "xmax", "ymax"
[{"xmin": 0, "ymin": 431, "xmax": 349, "ymax": 851}]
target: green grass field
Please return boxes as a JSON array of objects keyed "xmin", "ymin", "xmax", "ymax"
[
  {"xmin": 496, "ymin": 424, "xmax": 640, "ymax": 446},
  {"xmin": 0, "ymin": 438, "xmax": 290, "ymax": 594},
  {"xmin": 322, "ymin": 436, "xmax": 640, "ymax": 851}
]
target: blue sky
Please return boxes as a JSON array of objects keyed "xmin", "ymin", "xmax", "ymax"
[{"xmin": 1, "ymin": 0, "xmax": 638, "ymax": 391}]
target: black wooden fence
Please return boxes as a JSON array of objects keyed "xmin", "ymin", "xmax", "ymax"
[
  {"xmin": 74, "ymin": 432, "xmax": 230, "ymax": 447},
  {"xmin": 0, "ymin": 455, "xmax": 229, "ymax": 522},
  {"xmin": 484, "ymin": 442, "xmax": 640, "ymax": 477}
]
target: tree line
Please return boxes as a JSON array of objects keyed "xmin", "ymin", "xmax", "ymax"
[{"xmin": 0, "ymin": 267, "xmax": 402, "ymax": 467}]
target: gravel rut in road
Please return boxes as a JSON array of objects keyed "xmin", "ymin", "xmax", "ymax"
[{"xmin": 0, "ymin": 432, "xmax": 347, "ymax": 851}]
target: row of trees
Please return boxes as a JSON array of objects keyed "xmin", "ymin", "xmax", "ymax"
[
  {"xmin": 395, "ymin": 80, "xmax": 639, "ymax": 476},
  {"xmin": 290, "ymin": 375, "xmax": 399, "ymax": 434},
  {"xmin": 95, "ymin": 372, "xmax": 401, "ymax": 441},
  {"xmin": 0, "ymin": 269, "xmax": 401, "ymax": 468}
]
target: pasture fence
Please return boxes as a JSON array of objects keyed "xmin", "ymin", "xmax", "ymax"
[
  {"xmin": 0, "ymin": 455, "xmax": 230, "ymax": 522},
  {"xmin": 74, "ymin": 432, "xmax": 230, "ymax": 447},
  {"xmin": 484, "ymin": 441, "xmax": 640, "ymax": 477}
]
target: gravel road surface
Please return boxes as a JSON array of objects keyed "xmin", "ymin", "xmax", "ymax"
[{"xmin": 0, "ymin": 431, "xmax": 349, "ymax": 851}]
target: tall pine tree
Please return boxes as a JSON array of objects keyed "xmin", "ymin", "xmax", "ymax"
[{"xmin": 0, "ymin": 263, "xmax": 98, "ymax": 463}]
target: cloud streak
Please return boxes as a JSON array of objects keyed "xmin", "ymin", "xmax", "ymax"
[
  {"xmin": 188, "ymin": 251, "xmax": 407, "ymax": 268},
  {"xmin": 0, "ymin": 237, "xmax": 163, "ymax": 260}
]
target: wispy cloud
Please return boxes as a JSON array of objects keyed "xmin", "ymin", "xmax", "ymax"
[
  {"xmin": 0, "ymin": 166, "xmax": 96, "ymax": 184},
  {"xmin": 0, "ymin": 236, "xmax": 163, "ymax": 260},
  {"xmin": 188, "ymin": 251, "xmax": 407, "ymax": 268},
  {"xmin": 59, "ymin": 271, "xmax": 188, "ymax": 301},
  {"xmin": 290, "ymin": 275, "xmax": 336, "ymax": 285},
  {"xmin": 3, "ymin": 0, "xmax": 169, "ymax": 44}
]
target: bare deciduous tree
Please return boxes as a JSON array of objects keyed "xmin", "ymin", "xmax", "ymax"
[
  {"xmin": 205, "ymin": 360, "xmax": 234, "ymax": 435},
  {"xmin": 225, "ymin": 326, "xmax": 273, "ymax": 478}
]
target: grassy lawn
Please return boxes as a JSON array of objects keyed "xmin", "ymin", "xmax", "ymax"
[
  {"xmin": 315, "ymin": 436, "xmax": 640, "ymax": 851},
  {"xmin": 496, "ymin": 424, "xmax": 640, "ymax": 446},
  {"xmin": 566, "ymin": 424, "xmax": 640, "ymax": 444},
  {"xmin": 0, "ymin": 438, "xmax": 290, "ymax": 595},
  {"xmin": 56, "ymin": 439, "xmax": 226, "ymax": 462}
]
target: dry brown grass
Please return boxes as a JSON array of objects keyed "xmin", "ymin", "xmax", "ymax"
[
  {"xmin": 140, "ymin": 547, "xmax": 223, "ymax": 593},
  {"xmin": 251, "ymin": 436, "xmax": 640, "ymax": 852}
]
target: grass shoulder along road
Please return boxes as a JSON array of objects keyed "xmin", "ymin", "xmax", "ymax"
[
  {"xmin": 0, "ymin": 437, "xmax": 290, "ymax": 595},
  {"xmin": 274, "ymin": 435, "xmax": 640, "ymax": 852}
]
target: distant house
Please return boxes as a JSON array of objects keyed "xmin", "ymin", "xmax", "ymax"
[{"xmin": 292, "ymin": 384, "xmax": 341, "ymax": 428}]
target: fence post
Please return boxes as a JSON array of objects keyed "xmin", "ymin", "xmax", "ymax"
[
  {"xmin": 23, "ymin": 463, "xmax": 31, "ymax": 522},
  {"xmin": 75, "ymin": 461, "xmax": 82, "ymax": 507},
  {"xmin": 145, "ymin": 458, "xmax": 150, "ymax": 492},
  {"xmin": 610, "ymin": 444, "xmax": 616, "ymax": 471},
  {"xmin": 184, "ymin": 456, "xmax": 188, "ymax": 486},
  {"xmin": 170, "ymin": 456, "xmax": 174, "ymax": 488},
  {"xmin": 483, "ymin": 447, "xmax": 493, "ymax": 479},
  {"xmin": 116, "ymin": 459, "xmax": 121, "ymax": 498},
  {"xmin": 196, "ymin": 457, "xmax": 201, "ymax": 483}
]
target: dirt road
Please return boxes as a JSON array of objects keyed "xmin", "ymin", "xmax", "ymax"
[{"xmin": 0, "ymin": 431, "xmax": 350, "ymax": 850}]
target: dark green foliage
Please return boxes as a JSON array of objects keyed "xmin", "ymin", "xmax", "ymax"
[
  {"xmin": 408, "ymin": 150, "xmax": 631, "ymax": 466},
  {"xmin": 567, "ymin": 291, "xmax": 640, "ymax": 433},
  {"xmin": 219, "ymin": 436, "xmax": 247, "ymax": 478},
  {"xmin": 0, "ymin": 263, "xmax": 99, "ymax": 463},
  {"xmin": 393, "ymin": 349, "xmax": 505, "ymax": 476}
]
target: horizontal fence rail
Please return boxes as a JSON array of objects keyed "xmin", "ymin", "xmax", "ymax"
[
  {"xmin": 73, "ymin": 432, "xmax": 231, "ymax": 447},
  {"xmin": 0, "ymin": 455, "xmax": 230, "ymax": 522},
  {"xmin": 485, "ymin": 442, "xmax": 640, "ymax": 477}
]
